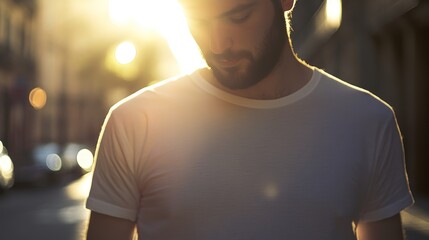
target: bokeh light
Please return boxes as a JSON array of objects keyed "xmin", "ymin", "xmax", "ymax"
[
  {"xmin": 29, "ymin": 87, "xmax": 47, "ymax": 110},
  {"xmin": 263, "ymin": 183, "xmax": 279, "ymax": 200},
  {"xmin": 0, "ymin": 154, "xmax": 14, "ymax": 179},
  {"xmin": 77, "ymin": 149, "xmax": 94, "ymax": 171},
  {"xmin": 115, "ymin": 41, "xmax": 137, "ymax": 65},
  {"xmin": 325, "ymin": 0, "xmax": 342, "ymax": 29},
  {"xmin": 105, "ymin": 47, "xmax": 139, "ymax": 81},
  {"xmin": 46, "ymin": 154, "xmax": 62, "ymax": 171}
]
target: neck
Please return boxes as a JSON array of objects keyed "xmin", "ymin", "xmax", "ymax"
[{"xmin": 202, "ymin": 43, "xmax": 314, "ymax": 100}]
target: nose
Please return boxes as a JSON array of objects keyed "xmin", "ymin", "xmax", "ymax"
[{"xmin": 209, "ymin": 22, "xmax": 232, "ymax": 54}]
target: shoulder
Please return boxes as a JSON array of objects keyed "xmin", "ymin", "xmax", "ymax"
[
  {"xmin": 103, "ymin": 71, "xmax": 208, "ymax": 137},
  {"xmin": 114, "ymin": 74, "xmax": 191, "ymax": 111},
  {"xmin": 314, "ymin": 68, "xmax": 395, "ymax": 120},
  {"xmin": 107, "ymin": 73, "xmax": 199, "ymax": 120}
]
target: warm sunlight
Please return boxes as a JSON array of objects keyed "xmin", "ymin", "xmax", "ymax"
[
  {"xmin": 108, "ymin": 0, "xmax": 205, "ymax": 74},
  {"xmin": 108, "ymin": 0, "xmax": 133, "ymax": 25},
  {"xmin": 65, "ymin": 172, "xmax": 93, "ymax": 201}
]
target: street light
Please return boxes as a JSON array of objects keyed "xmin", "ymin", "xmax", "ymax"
[{"xmin": 325, "ymin": 0, "xmax": 342, "ymax": 29}]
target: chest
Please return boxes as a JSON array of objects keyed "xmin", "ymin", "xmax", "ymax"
[{"xmin": 139, "ymin": 110, "xmax": 370, "ymax": 225}]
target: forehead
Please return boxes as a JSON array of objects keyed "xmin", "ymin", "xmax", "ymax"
[{"xmin": 180, "ymin": 0, "xmax": 259, "ymax": 18}]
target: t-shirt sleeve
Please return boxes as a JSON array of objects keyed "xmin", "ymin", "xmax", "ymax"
[
  {"xmin": 86, "ymin": 107, "xmax": 141, "ymax": 222},
  {"xmin": 358, "ymin": 110, "xmax": 414, "ymax": 222}
]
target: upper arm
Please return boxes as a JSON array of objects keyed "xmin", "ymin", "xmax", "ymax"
[
  {"xmin": 86, "ymin": 211, "xmax": 136, "ymax": 240},
  {"xmin": 356, "ymin": 213, "xmax": 404, "ymax": 240}
]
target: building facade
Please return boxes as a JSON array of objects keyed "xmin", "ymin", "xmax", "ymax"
[
  {"xmin": 0, "ymin": 0, "xmax": 37, "ymax": 169},
  {"xmin": 292, "ymin": 0, "xmax": 429, "ymax": 194},
  {"xmin": 1, "ymin": 0, "xmax": 180, "ymax": 179}
]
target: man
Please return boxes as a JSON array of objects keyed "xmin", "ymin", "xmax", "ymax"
[{"xmin": 86, "ymin": 0, "xmax": 414, "ymax": 239}]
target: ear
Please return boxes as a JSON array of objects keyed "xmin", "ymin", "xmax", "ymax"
[{"xmin": 281, "ymin": 0, "xmax": 295, "ymax": 12}]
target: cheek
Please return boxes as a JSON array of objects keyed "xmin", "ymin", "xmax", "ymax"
[
  {"xmin": 235, "ymin": 25, "xmax": 267, "ymax": 53},
  {"xmin": 237, "ymin": 12, "xmax": 274, "ymax": 48},
  {"xmin": 238, "ymin": 28, "xmax": 261, "ymax": 46}
]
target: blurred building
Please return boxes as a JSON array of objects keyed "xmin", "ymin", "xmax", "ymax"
[
  {"xmin": 34, "ymin": 0, "xmax": 106, "ymax": 147},
  {"xmin": 34, "ymin": 0, "xmax": 179, "ymax": 148},
  {"xmin": 0, "ymin": 0, "xmax": 37, "ymax": 168},
  {"xmin": 292, "ymin": 0, "xmax": 429, "ymax": 194},
  {"xmin": 1, "ymin": 0, "xmax": 180, "ymax": 179}
]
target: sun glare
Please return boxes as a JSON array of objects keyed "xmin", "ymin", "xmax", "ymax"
[
  {"xmin": 108, "ymin": 0, "xmax": 134, "ymax": 25},
  {"xmin": 108, "ymin": 0, "xmax": 205, "ymax": 74}
]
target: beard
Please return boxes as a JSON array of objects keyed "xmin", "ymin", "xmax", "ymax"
[{"xmin": 202, "ymin": 1, "xmax": 287, "ymax": 90}]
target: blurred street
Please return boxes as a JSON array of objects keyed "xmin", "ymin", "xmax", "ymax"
[
  {"xmin": 0, "ymin": 0, "xmax": 428, "ymax": 239},
  {"xmin": 0, "ymin": 172, "xmax": 428, "ymax": 240},
  {"xmin": 404, "ymin": 196, "xmax": 429, "ymax": 240},
  {"xmin": 0, "ymin": 174, "xmax": 92, "ymax": 240}
]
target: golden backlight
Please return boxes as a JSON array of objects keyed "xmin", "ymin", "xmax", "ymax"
[
  {"xmin": 108, "ymin": 0, "xmax": 205, "ymax": 74},
  {"xmin": 66, "ymin": 172, "xmax": 93, "ymax": 201}
]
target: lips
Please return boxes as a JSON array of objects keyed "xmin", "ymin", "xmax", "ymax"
[
  {"xmin": 207, "ymin": 50, "xmax": 251, "ymax": 71},
  {"xmin": 212, "ymin": 56, "xmax": 242, "ymax": 69},
  {"xmin": 218, "ymin": 59, "xmax": 241, "ymax": 68}
]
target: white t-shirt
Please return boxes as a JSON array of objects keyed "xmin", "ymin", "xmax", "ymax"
[{"xmin": 87, "ymin": 68, "xmax": 413, "ymax": 239}]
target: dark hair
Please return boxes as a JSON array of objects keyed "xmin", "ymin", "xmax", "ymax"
[{"xmin": 270, "ymin": 0, "xmax": 293, "ymax": 36}]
